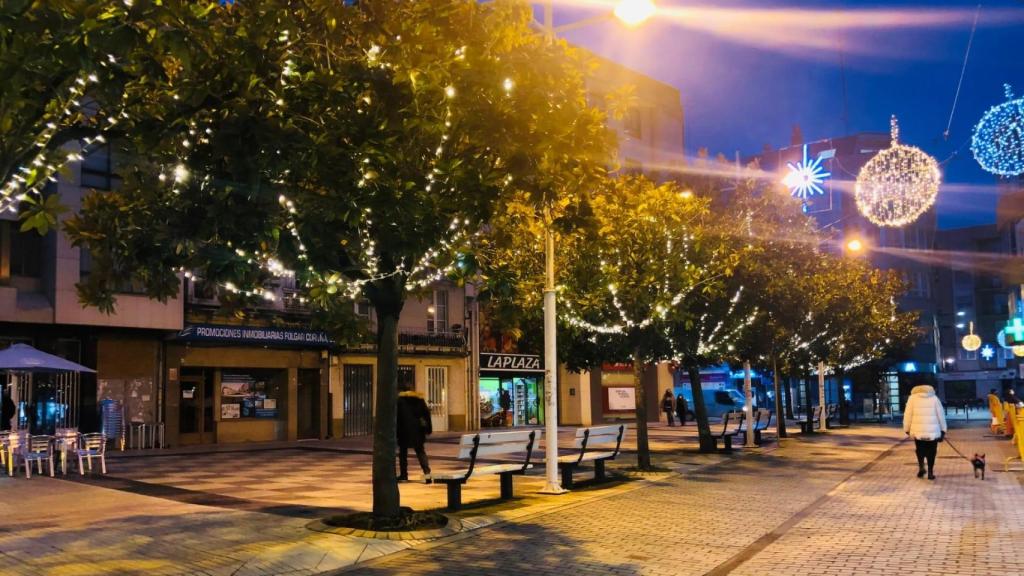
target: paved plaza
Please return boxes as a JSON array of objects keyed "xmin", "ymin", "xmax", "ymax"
[{"xmin": 0, "ymin": 421, "xmax": 1021, "ymax": 575}]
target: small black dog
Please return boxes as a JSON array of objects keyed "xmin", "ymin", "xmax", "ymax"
[{"xmin": 972, "ymin": 453, "xmax": 986, "ymax": 480}]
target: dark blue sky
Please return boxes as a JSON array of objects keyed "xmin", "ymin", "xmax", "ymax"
[{"xmin": 555, "ymin": 0, "xmax": 1024, "ymax": 228}]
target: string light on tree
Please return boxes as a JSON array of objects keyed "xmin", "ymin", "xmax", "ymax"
[
  {"xmin": 855, "ymin": 115, "xmax": 941, "ymax": 228},
  {"xmin": 971, "ymin": 84, "xmax": 1024, "ymax": 177}
]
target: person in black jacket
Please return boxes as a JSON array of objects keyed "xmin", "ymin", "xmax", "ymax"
[
  {"xmin": 661, "ymin": 390, "xmax": 675, "ymax": 426},
  {"xmin": 675, "ymin": 394, "xmax": 688, "ymax": 426},
  {"xmin": 396, "ymin": 387, "xmax": 432, "ymax": 481},
  {"xmin": 1, "ymin": 388, "xmax": 15, "ymax": 431}
]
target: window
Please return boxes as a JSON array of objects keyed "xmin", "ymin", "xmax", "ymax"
[
  {"xmin": 354, "ymin": 299, "xmax": 371, "ymax": 320},
  {"xmin": 10, "ymin": 227, "xmax": 43, "ymax": 278},
  {"xmin": 906, "ymin": 271, "xmax": 930, "ymax": 298},
  {"xmin": 623, "ymin": 108, "xmax": 642, "ymax": 139},
  {"xmin": 427, "ymin": 290, "xmax": 448, "ymax": 333},
  {"xmin": 959, "ymin": 347, "xmax": 977, "ymax": 361},
  {"xmin": 714, "ymin": 390, "xmax": 736, "ymax": 406},
  {"xmin": 398, "ymin": 365, "xmax": 415, "ymax": 391},
  {"xmin": 220, "ymin": 369, "xmax": 285, "ymax": 420},
  {"xmin": 80, "ymin": 144, "xmax": 114, "ymax": 190}
]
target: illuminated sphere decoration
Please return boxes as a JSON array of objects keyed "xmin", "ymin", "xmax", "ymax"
[
  {"xmin": 962, "ymin": 333, "xmax": 982, "ymax": 352},
  {"xmin": 1014, "ymin": 345, "xmax": 1024, "ymax": 358},
  {"xmin": 855, "ymin": 116, "xmax": 941, "ymax": 228},
  {"xmin": 971, "ymin": 84, "xmax": 1024, "ymax": 177}
]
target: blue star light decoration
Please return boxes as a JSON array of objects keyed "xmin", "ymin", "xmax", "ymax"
[
  {"xmin": 981, "ymin": 344, "xmax": 995, "ymax": 362},
  {"xmin": 971, "ymin": 84, "xmax": 1024, "ymax": 177},
  {"xmin": 783, "ymin": 145, "xmax": 831, "ymax": 200}
]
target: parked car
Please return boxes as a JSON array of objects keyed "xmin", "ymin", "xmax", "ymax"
[{"xmin": 676, "ymin": 387, "xmax": 748, "ymax": 419}]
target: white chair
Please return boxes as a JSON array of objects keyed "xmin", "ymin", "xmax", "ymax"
[
  {"xmin": 75, "ymin": 433, "xmax": 107, "ymax": 475},
  {"xmin": 20, "ymin": 435, "xmax": 55, "ymax": 478},
  {"xmin": 5, "ymin": 430, "xmax": 28, "ymax": 477}
]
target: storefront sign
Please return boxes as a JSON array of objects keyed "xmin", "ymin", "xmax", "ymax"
[
  {"xmin": 176, "ymin": 324, "xmax": 333, "ymax": 347},
  {"xmin": 221, "ymin": 403, "xmax": 240, "ymax": 419},
  {"xmin": 480, "ymin": 353, "xmax": 543, "ymax": 373},
  {"xmin": 607, "ymin": 387, "xmax": 636, "ymax": 411}
]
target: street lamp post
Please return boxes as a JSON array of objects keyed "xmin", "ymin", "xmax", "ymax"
[{"xmin": 536, "ymin": 0, "xmax": 656, "ymax": 494}]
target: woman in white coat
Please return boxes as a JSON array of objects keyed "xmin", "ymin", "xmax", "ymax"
[{"xmin": 903, "ymin": 384, "xmax": 947, "ymax": 480}]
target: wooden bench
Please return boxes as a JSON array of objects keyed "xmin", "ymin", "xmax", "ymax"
[
  {"xmin": 739, "ymin": 408, "xmax": 773, "ymax": 445},
  {"xmin": 557, "ymin": 424, "xmax": 625, "ymax": 489},
  {"xmin": 428, "ymin": 430, "xmax": 539, "ymax": 511},
  {"xmin": 710, "ymin": 411, "xmax": 744, "ymax": 452},
  {"xmin": 799, "ymin": 405, "xmax": 826, "ymax": 433}
]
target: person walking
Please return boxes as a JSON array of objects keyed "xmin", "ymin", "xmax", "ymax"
[
  {"xmin": 396, "ymin": 386, "xmax": 432, "ymax": 482},
  {"xmin": 988, "ymin": 388, "xmax": 1004, "ymax": 435},
  {"xmin": 1, "ymin": 387, "xmax": 15, "ymax": 431},
  {"xmin": 675, "ymin": 393, "xmax": 688, "ymax": 426},
  {"xmin": 903, "ymin": 384, "xmax": 947, "ymax": 480},
  {"xmin": 661, "ymin": 390, "xmax": 675, "ymax": 426}
]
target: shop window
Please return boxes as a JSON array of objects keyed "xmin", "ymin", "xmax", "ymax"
[
  {"xmin": 354, "ymin": 299, "xmax": 371, "ymax": 320},
  {"xmin": 427, "ymin": 290, "xmax": 448, "ymax": 333},
  {"xmin": 220, "ymin": 369, "xmax": 285, "ymax": 420}
]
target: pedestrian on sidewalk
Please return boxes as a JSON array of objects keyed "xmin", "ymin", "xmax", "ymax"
[
  {"xmin": 396, "ymin": 386, "xmax": 432, "ymax": 482},
  {"xmin": 903, "ymin": 384, "xmax": 947, "ymax": 481},
  {"xmin": 675, "ymin": 394, "xmax": 688, "ymax": 426},
  {"xmin": 662, "ymin": 390, "xmax": 675, "ymax": 426},
  {"xmin": 988, "ymin": 388, "xmax": 1004, "ymax": 435}
]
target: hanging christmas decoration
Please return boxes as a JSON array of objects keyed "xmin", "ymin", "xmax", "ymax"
[
  {"xmin": 961, "ymin": 321, "xmax": 981, "ymax": 352},
  {"xmin": 855, "ymin": 116, "xmax": 941, "ymax": 228},
  {"xmin": 1014, "ymin": 345, "xmax": 1024, "ymax": 358},
  {"xmin": 971, "ymin": 84, "xmax": 1024, "ymax": 177},
  {"xmin": 783, "ymin": 144, "xmax": 831, "ymax": 200}
]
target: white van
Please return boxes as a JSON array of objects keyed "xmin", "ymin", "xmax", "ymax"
[{"xmin": 676, "ymin": 387, "xmax": 747, "ymax": 419}]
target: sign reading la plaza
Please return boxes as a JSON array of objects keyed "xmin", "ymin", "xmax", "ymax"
[{"xmin": 480, "ymin": 353, "xmax": 544, "ymax": 373}]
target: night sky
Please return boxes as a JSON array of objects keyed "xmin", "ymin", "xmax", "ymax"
[{"xmin": 553, "ymin": 0, "xmax": 1024, "ymax": 229}]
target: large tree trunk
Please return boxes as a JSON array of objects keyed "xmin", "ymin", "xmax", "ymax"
[
  {"xmin": 367, "ymin": 275, "xmax": 405, "ymax": 522},
  {"xmin": 804, "ymin": 369, "xmax": 815, "ymax": 432},
  {"xmin": 784, "ymin": 375, "xmax": 795, "ymax": 419},
  {"xmin": 687, "ymin": 364, "xmax": 716, "ymax": 453},
  {"xmin": 773, "ymin": 357, "xmax": 787, "ymax": 438},
  {"xmin": 632, "ymin": 348, "xmax": 651, "ymax": 470},
  {"xmin": 838, "ymin": 366, "xmax": 850, "ymax": 425}
]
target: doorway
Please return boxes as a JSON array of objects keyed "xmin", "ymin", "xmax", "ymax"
[
  {"xmin": 343, "ymin": 364, "xmax": 373, "ymax": 437},
  {"xmin": 297, "ymin": 369, "xmax": 321, "ymax": 440},
  {"xmin": 179, "ymin": 372, "xmax": 215, "ymax": 444},
  {"xmin": 426, "ymin": 366, "xmax": 448, "ymax": 432}
]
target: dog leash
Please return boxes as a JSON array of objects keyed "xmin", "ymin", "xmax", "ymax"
[{"xmin": 942, "ymin": 437, "xmax": 973, "ymax": 462}]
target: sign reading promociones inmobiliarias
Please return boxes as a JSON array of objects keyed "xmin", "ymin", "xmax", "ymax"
[
  {"xmin": 176, "ymin": 324, "xmax": 333, "ymax": 347},
  {"xmin": 479, "ymin": 353, "xmax": 544, "ymax": 373}
]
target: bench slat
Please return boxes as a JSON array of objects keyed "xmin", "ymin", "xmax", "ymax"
[{"xmin": 455, "ymin": 430, "xmax": 541, "ymax": 459}]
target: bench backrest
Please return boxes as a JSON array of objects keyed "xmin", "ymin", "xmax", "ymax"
[
  {"xmin": 754, "ymin": 408, "xmax": 772, "ymax": 430},
  {"xmin": 570, "ymin": 424, "xmax": 625, "ymax": 464},
  {"xmin": 720, "ymin": 411, "xmax": 744, "ymax": 434},
  {"xmin": 457, "ymin": 430, "xmax": 541, "ymax": 480}
]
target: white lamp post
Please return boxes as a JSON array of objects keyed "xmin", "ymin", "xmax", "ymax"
[{"xmin": 536, "ymin": 0, "xmax": 657, "ymax": 495}]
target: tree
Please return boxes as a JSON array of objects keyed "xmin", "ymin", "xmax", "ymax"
[
  {"xmin": 64, "ymin": 0, "xmax": 610, "ymax": 524},
  {"xmin": 553, "ymin": 175, "xmax": 733, "ymax": 468}
]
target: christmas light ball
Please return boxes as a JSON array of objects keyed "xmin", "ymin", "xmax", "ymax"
[
  {"xmin": 962, "ymin": 333, "xmax": 982, "ymax": 352},
  {"xmin": 971, "ymin": 84, "xmax": 1024, "ymax": 177},
  {"xmin": 855, "ymin": 116, "xmax": 941, "ymax": 228},
  {"xmin": 1014, "ymin": 345, "xmax": 1024, "ymax": 358}
]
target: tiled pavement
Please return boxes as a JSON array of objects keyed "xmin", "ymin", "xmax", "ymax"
[
  {"xmin": 342, "ymin": 424, "xmax": 1024, "ymax": 576},
  {"xmin": 1, "ymin": 422, "xmax": 1021, "ymax": 575}
]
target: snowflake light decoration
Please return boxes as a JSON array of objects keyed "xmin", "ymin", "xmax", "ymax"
[
  {"xmin": 855, "ymin": 116, "xmax": 941, "ymax": 228},
  {"xmin": 971, "ymin": 84, "xmax": 1024, "ymax": 177},
  {"xmin": 980, "ymin": 344, "xmax": 995, "ymax": 361},
  {"xmin": 783, "ymin": 144, "xmax": 830, "ymax": 200}
]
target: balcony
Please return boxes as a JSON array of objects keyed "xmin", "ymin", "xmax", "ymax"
[{"xmin": 398, "ymin": 330, "xmax": 466, "ymax": 353}]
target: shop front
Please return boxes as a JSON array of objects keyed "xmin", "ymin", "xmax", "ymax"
[
  {"xmin": 479, "ymin": 353, "xmax": 545, "ymax": 428},
  {"xmin": 165, "ymin": 323, "xmax": 330, "ymax": 446}
]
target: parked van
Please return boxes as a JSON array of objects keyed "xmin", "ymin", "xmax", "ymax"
[{"xmin": 675, "ymin": 387, "xmax": 747, "ymax": 419}]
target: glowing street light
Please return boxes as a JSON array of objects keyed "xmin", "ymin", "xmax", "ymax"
[
  {"xmin": 614, "ymin": 0, "xmax": 657, "ymax": 27},
  {"xmin": 845, "ymin": 238, "xmax": 863, "ymax": 253}
]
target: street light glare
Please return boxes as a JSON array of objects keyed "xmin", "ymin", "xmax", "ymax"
[
  {"xmin": 846, "ymin": 238, "xmax": 863, "ymax": 253},
  {"xmin": 614, "ymin": 0, "xmax": 656, "ymax": 27}
]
